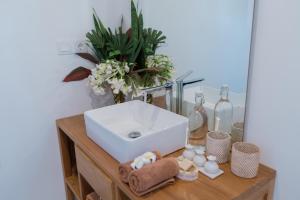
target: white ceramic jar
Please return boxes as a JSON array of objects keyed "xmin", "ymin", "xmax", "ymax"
[
  {"xmin": 204, "ymin": 155, "xmax": 219, "ymax": 174},
  {"xmin": 183, "ymin": 144, "xmax": 196, "ymax": 160},
  {"xmin": 193, "ymin": 149, "xmax": 206, "ymax": 167}
]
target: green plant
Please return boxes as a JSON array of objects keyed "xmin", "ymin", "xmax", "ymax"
[
  {"xmin": 143, "ymin": 28, "xmax": 166, "ymax": 56},
  {"xmin": 63, "ymin": 0, "xmax": 173, "ymax": 98}
]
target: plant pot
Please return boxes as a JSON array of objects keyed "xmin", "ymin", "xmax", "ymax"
[
  {"xmin": 89, "ymin": 88, "xmax": 114, "ymax": 109},
  {"xmin": 113, "ymin": 92, "xmax": 133, "ymax": 104},
  {"xmin": 89, "ymin": 87, "xmax": 133, "ymax": 109}
]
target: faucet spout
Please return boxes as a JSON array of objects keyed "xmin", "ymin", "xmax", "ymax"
[
  {"xmin": 141, "ymin": 81, "xmax": 174, "ymax": 111},
  {"xmin": 175, "ymin": 71, "xmax": 204, "ymax": 115}
]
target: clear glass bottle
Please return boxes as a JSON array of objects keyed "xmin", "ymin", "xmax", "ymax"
[
  {"xmin": 188, "ymin": 92, "xmax": 208, "ymax": 146},
  {"xmin": 213, "ymin": 85, "xmax": 233, "ymax": 134}
]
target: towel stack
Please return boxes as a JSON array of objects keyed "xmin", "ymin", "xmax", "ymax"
[{"xmin": 119, "ymin": 151, "xmax": 179, "ymax": 196}]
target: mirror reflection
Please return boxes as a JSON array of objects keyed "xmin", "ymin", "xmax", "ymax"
[{"xmin": 140, "ymin": 0, "xmax": 254, "ymax": 142}]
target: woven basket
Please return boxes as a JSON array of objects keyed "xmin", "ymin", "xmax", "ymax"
[
  {"xmin": 231, "ymin": 142, "xmax": 260, "ymax": 178},
  {"xmin": 206, "ymin": 132, "xmax": 231, "ymax": 163}
]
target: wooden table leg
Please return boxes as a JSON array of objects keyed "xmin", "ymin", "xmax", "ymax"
[{"xmin": 264, "ymin": 179, "xmax": 275, "ymax": 200}]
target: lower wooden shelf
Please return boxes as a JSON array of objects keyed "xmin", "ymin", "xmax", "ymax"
[{"xmin": 65, "ymin": 175, "xmax": 81, "ymax": 200}]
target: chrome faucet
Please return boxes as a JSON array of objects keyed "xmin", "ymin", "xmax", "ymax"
[
  {"xmin": 141, "ymin": 81, "xmax": 174, "ymax": 111},
  {"xmin": 140, "ymin": 70, "xmax": 204, "ymax": 115},
  {"xmin": 176, "ymin": 70, "xmax": 205, "ymax": 115}
]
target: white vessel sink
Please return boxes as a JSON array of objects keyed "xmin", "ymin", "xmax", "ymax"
[{"xmin": 84, "ymin": 100, "xmax": 188, "ymax": 163}]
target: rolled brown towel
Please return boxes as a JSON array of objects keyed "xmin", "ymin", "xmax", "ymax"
[
  {"xmin": 119, "ymin": 151, "xmax": 161, "ymax": 183},
  {"xmin": 128, "ymin": 158, "xmax": 179, "ymax": 196}
]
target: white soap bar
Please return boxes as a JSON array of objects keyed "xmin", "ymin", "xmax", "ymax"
[{"xmin": 178, "ymin": 158, "xmax": 194, "ymax": 171}]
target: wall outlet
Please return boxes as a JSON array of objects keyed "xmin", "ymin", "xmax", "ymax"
[
  {"xmin": 56, "ymin": 40, "xmax": 73, "ymax": 55},
  {"xmin": 56, "ymin": 39, "xmax": 88, "ymax": 55},
  {"xmin": 74, "ymin": 40, "xmax": 88, "ymax": 53}
]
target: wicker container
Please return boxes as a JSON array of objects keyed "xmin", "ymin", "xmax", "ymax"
[
  {"xmin": 231, "ymin": 142, "xmax": 260, "ymax": 178},
  {"xmin": 206, "ymin": 132, "xmax": 231, "ymax": 163}
]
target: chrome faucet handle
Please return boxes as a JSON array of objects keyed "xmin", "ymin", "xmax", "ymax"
[
  {"xmin": 140, "ymin": 81, "xmax": 175, "ymax": 111},
  {"xmin": 183, "ymin": 78, "xmax": 205, "ymax": 86},
  {"xmin": 175, "ymin": 70, "xmax": 205, "ymax": 115},
  {"xmin": 175, "ymin": 70, "xmax": 193, "ymax": 82}
]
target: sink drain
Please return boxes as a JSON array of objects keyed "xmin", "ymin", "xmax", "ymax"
[{"xmin": 128, "ymin": 131, "xmax": 142, "ymax": 139}]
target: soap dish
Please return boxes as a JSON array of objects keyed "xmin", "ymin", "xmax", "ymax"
[
  {"xmin": 177, "ymin": 165, "xmax": 199, "ymax": 181},
  {"xmin": 198, "ymin": 167, "xmax": 224, "ymax": 179},
  {"xmin": 176, "ymin": 156, "xmax": 198, "ymax": 181}
]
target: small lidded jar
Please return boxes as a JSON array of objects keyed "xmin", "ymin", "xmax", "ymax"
[
  {"xmin": 204, "ymin": 155, "xmax": 219, "ymax": 174},
  {"xmin": 193, "ymin": 149, "xmax": 206, "ymax": 167},
  {"xmin": 182, "ymin": 144, "xmax": 196, "ymax": 160}
]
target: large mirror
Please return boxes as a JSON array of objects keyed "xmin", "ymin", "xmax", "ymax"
[{"xmin": 140, "ymin": 0, "xmax": 255, "ymax": 142}]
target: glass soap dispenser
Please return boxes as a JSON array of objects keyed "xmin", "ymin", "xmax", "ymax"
[
  {"xmin": 213, "ymin": 85, "xmax": 233, "ymax": 134},
  {"xmin": 188, "ymin": 92, "xmax": 208, "ymax": 146}
]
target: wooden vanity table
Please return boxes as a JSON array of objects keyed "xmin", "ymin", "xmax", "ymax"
[{"xmin": 56, "ymin": 115, "xmax": 276, "ymax": 200}]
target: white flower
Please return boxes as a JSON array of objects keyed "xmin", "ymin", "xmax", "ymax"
[
  {"xmin": 93, "ymin": 86, "xmax": 105, "ymax": 95},
  {"xmin": 97, "ymin": 63, "xmax": 107, "ymax": 74},
  {"xmin": 154, "ymin": 77, "xmax": 160, "ymax": 86},
  {"xmin": 124, "ymin": 63, "xmax": 130, "ymax": 73},
  {"xmin": 88, "ymin": 59, "xmax": 137, "ymax": 96},
  {"xmin": 106, "ymin": 65, "xmax": 112, "ymax": 72},
  {"xmin": 91, "ymin": 68, "xmax": 98, "ymax": 73},
  {"xmin": 106, "ymin": 69, "xmax": 112, "ymax": 75},
  {"xmin": 121, "ymin": 85, "xmax": 132, "ymax": 95},
  {"xmin": 109, "ymin": 78, "xmax": 125, "ymax": 94}
]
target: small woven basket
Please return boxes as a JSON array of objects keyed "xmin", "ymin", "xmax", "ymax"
[
  {"xmin": 206, "ymin": 132, "xmax": 231, "ymax": 163},
  {"xmin": 231, "ymin": 142, "xmax": 260, "ymax": 178}
]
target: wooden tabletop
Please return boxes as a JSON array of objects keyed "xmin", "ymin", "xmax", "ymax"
[{"xmin": 56, "ymin": 115, "xmax": 276, "ymax": 200}]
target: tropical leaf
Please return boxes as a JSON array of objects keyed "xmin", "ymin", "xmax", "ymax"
[
  {"xmin": 86, "ymin": 12, "xmax": 112, "ymax": 61},
  {"xmin": 106, "ymin": 22, "xmax": 134, "ymax": 60},
  {"xmin": 129, "ymin": 0, "xmax": 146, "ymax": 66},
  {"xmin": 63, "ymin": 67, "xmax": 91, "ymax": 82},
  {"xmin": 128, "ymin": 37, "xmax": 143, "ymax": 63},
  {"xmin": 131, "ymin": 0, "xmax": 140, "ymax": 47},
  {"xmin": 76, "ymin": 53, "xmax": 99, "ymax": 64},
  {"xmin": 143, "ymin": 28, "xmax": 166, "ymax": 55}
]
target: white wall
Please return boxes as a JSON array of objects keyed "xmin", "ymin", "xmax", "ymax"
[
  {"xmin": 0, "ymin": 0, "xmax": 128, "ymax": 200},
  {"xmin": 0, "ymin": 0, "xmax": 130, "ymax": 199},
  {"xmin": 141, "ymin": 0, "xmax": 254, "ymax": 93},
  {"xmin": 245, "ymin": 0, "xmax": 300, "ymax": 199}
]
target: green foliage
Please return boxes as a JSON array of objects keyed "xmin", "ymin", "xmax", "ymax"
[
  {"xmin": 83, "ymin": 1, "xmax": 171, "ymax": 88},
  {"xmin": 143, "ymin": 28, "xmax": 166, "ymax": 56},
  {"xmin": 86, "ymin": 1, "xmax": 166, "ymax": 65},
  {"xmin": 106, "ymin": 27, "xmax": 134, "ymax": 60}
]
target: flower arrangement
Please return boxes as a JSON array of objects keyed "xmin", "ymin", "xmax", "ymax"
[
  {"xmin": 89, "ymin": 60, "xmax": 132, "ymax": 103},
  {"xmin": 63, "ymin": 1, "xmax": 174, "ymax": 103}
]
